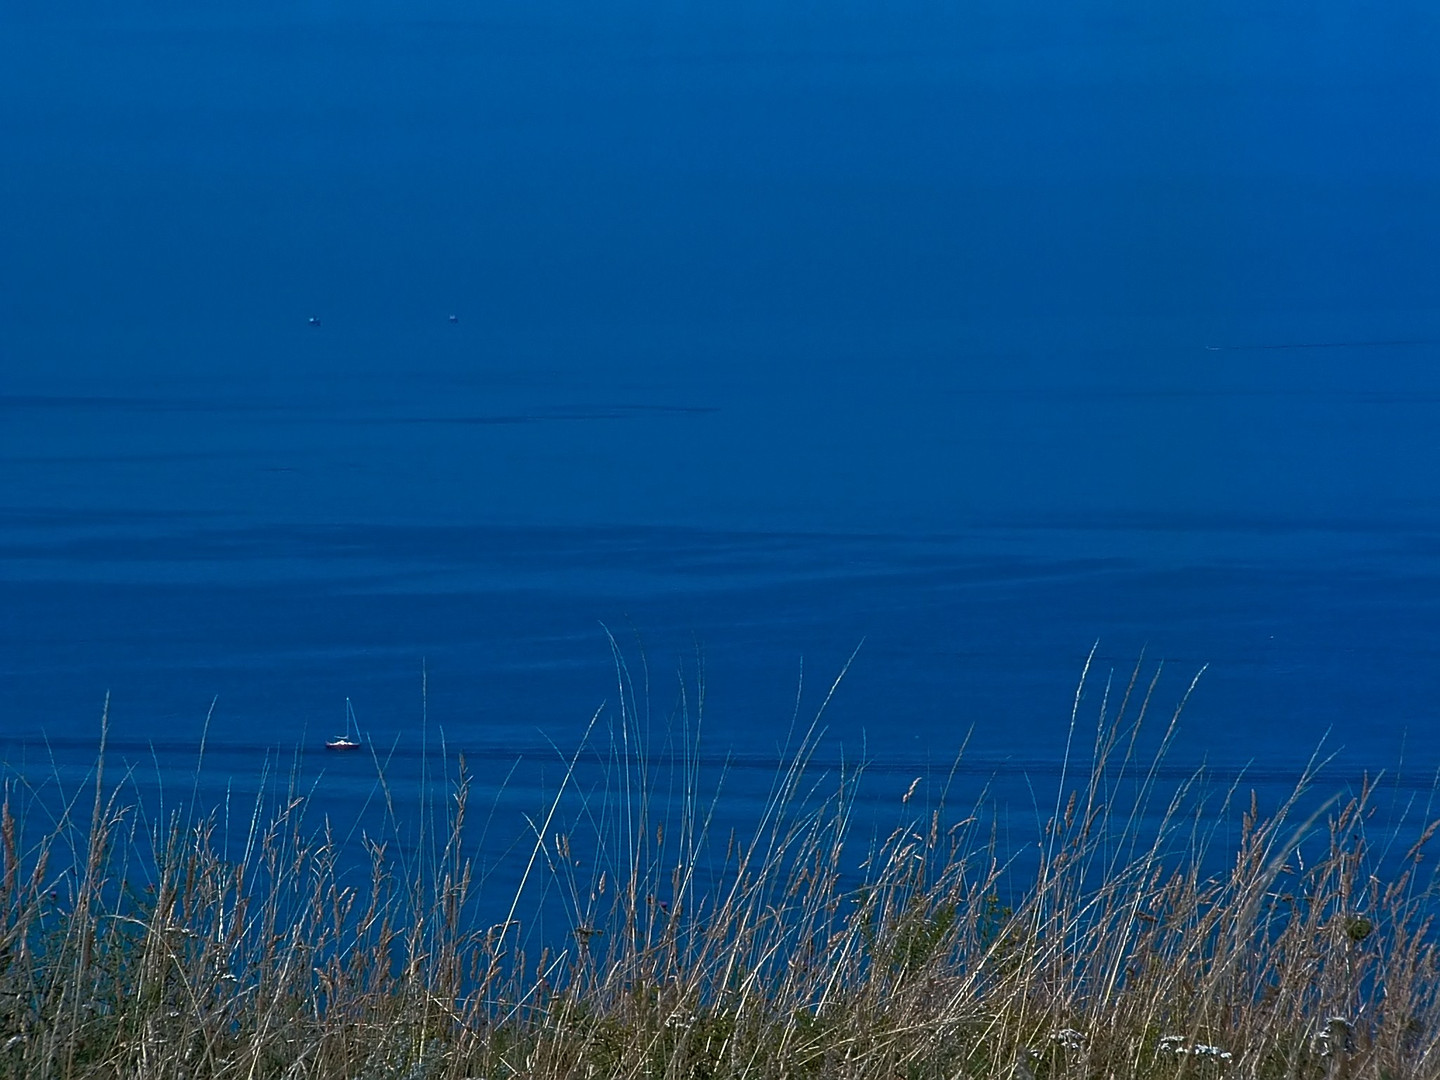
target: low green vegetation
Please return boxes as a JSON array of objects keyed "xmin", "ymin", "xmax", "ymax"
[{"xmin": 2, "ymin": 655, "xmax": 1438, "ymax": 1079}]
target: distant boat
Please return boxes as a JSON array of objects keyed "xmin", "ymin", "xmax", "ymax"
[
  {"xmin": 308, "ymin": 316, "xmax": 322, "ymax": 327},
  {"xmin": 448, "ymin": 314, "xmax": 458, "ymax": 323},
  {"xmin": 326, "ymin": 698, "xmax": 363, "ymax": 751}
]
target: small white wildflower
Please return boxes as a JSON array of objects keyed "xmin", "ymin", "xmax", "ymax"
[
  {"xmin": 1158, "ymin": 1037, "xmax": 1231, "ymax": 1063},
  {"xmin": 1316, "ymin": 1015, "xmax": 1355, "ymax": 1057}
]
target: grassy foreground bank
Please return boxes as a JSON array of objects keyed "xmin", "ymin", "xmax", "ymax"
[{"xmin": 2, "ymin": 658, "xmax": 1439, "ymax": 1080}]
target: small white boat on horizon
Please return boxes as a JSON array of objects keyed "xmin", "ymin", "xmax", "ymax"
[{"xmin": 326, "ymin": 698, "xmax": 364, "ymax": 751}]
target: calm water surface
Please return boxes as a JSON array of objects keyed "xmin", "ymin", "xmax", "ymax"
[{"xmin": 4, "ymin": 1, "xmax": 1440, "ymax": 881}]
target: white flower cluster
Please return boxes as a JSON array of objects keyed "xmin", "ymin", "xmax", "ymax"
[
  {"xmin": 1049, "ymin": 1028, "xmax": 1087, "ymax": 1051},
  {"xmin": 1315, "ymin": 1015, "xmax": 1354, "ymax": 1057},
  {"xmin": 1157, "ymin": 1035, "xmax": 1233, "ymax": 1062}
]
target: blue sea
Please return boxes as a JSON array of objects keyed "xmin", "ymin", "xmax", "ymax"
[{"xmin": 4, "ymin": 0, "xmax": 1440, "ymax": 886}]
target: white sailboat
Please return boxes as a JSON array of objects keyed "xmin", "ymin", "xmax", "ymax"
[{"xmin": 326, "ymin": 698, "xmax": 364, "ymax": 751}]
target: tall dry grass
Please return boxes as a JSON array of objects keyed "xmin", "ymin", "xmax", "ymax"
[{"xmin": 1, "ymin": 652, "xmax": 1438, "ymax": 1080}]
